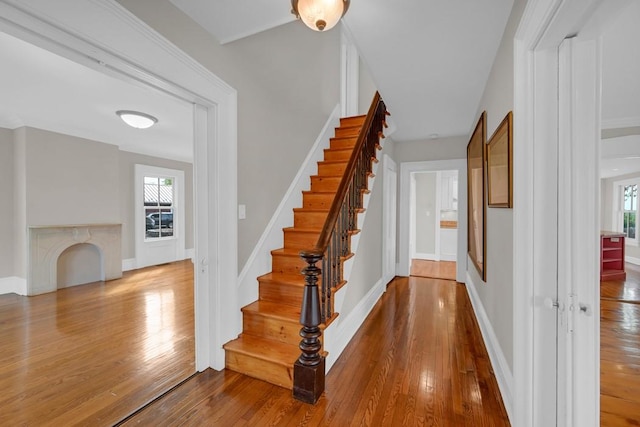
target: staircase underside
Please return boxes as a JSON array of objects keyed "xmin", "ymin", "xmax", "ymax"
[{"xmin": 223, "ymin": 115, "xmax": 369, "ymax": 389}]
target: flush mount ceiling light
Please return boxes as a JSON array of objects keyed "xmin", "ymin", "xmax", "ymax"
[
  {"xmin": 291, "ymin": 0, "xmax": 350, "ymax": 32},
  {"xmin": 116, "ymin": 110, "xmax": 158, "ymax": 129}
]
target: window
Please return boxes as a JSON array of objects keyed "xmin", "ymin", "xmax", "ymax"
[
  {"xmin": 623, "ymin": 184, "xmax": 637, "ymax": 240},
  {"xmin": 144, "ymin": 176, "xmax": 174, "ymax": 239}
]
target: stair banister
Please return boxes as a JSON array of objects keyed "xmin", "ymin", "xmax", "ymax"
[{"xmin": 294, "ymin": 92, "xmax": 387, "ymax": 403}]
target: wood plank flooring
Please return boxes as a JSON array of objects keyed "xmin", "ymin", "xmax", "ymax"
[
  {"xmin": 0, "ymin": 260, "xmax": 195, "ymax": 426},
  {"xmin": 123, "ymin": 276, "xmax": 510, "ymax": 426},
  {"xmin": 601, "ymin": 262, "xmax": 640, "ymax": 426},
  {"xmin": 410, "ymin": 259, "xmax": 457, "ymax": 281}
]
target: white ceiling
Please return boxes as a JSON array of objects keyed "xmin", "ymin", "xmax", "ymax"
[{"xmin": 0, "ymin": 31, "xmax": 194, "ymax": 162}]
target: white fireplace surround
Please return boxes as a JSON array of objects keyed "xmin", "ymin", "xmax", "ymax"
[{"xmin": 28, "ymin": 224, "xmax": 122, "ymax": 295}]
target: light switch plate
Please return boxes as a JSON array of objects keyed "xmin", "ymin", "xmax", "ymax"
[{"xmin": 238, "ymin": 204, "xmax": 246, "ymax": 220}]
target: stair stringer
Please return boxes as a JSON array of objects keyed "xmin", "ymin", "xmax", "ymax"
[
  {"xmin": 236, "ymin": 104, "xmax": 340, "ymax": 309},
  {"xmin": 322, "ymin": 137, "xmax": 388, "ymax": 372}
]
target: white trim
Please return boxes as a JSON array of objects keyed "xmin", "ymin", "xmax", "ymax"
[
  {"xmin": 413, "ymin": 252, "xmax": 437, "ymax": 261},
  {"xmin": 465, "ymin": 272, "xmax": 513, "ymax": 423},
  {"xmin": 340, "ymin": 29, "xmax": 359, "ymax": 117},
  {"xmin": 237, "ymin": 105, "xmax": 341, "ymax": 307},
  {"xmin": 382, "ymin": 154, "xmax": 397, "ymax": 283},
  {"xmin": 122, "ymin": 248, "xmax": 194, "ymax": 272},
  {"xmin": 399, "ymin": 159, "xmax": 467, "ymax": 282},
  {"xmin": 602, "ymin": 116, "xmax": 640, "ymax": 130},
  {"xmin": 626, "ymin": 256, "xmax": 640, "ymax": 265},
  {"xmin": 122, "ymin": 258, "xmax": 136, "ymax": 272},
  {"xmin": 1, "ymin": 0, "xmax": 239, "ymax": 373},
  {"xmin": 0, "ymin": 276, "xmax": 27, "ymax": 296},
  {"xmin": 134, "ymin": 165, "xmax": 186, "ymax": 269},
  {"xmin": 324, "ymin": 276, "xmax": 387, "ymax": 371}
]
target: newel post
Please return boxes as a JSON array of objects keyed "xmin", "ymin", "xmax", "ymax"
[{"xmin": 293, "ymin": 250, "xmax": 325, "ymax": 404}]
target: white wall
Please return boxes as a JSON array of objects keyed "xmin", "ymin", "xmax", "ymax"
[
  {"xmin": 467, "ymin": 0, "xmax": 527, "ymax": 375},
  {"xmin": 0, "ymin": 128, "xmax": 14, "ymax": 277},
  {"xmin": 23, "ymin": 127, "xmax": 120, "ymax": 226},
  {"xmin": 116, "ymin": 0, "xmax": 342, "ymax": 272},
  {"xmin": 394, "ymin": 136, "xmax": 468, "ymax": 162},
  {"xmin": 340, "ymin": 140, "xmax": 395, "ymax": 315}
]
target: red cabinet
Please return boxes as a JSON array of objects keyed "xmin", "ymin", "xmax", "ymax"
[{"xmin": 600, "ymin": 232, "xmax": 626, "ymax": 282}]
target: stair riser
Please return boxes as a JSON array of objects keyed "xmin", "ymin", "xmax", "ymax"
[
  {"xmin": 243, "ymin": 313, "xmax": 301, "ymax": 347},
  {"xmin": 303, "ymin": 192, "xmax": 335, "ymax": 209},
  {"xmin": 259, "ymin": 281, "xmax": 303, "ymax": 307},
  {"xmin": 323, "ymin": 149, "xmax": 352, "ymax": 161},
  {"xmin": 318, "ymin": 162, "xmax": 347, "ymax": 176},
  {"xmin": 271, "ymin": 254, "xmax": 307, "ymax": 275},
  {"xmin": 284, "ymin": 229, "xmax": 320, "ymax": 250},
  {"xmin": 310, "ymin": 176, "xmax": 341, "ymax": 192},
  {"xmin": 294, "ymin": 211, "xmax": 328, "ymax": 229},
  {"xmin": 334, "ymin": 126, "xmax": 361, "ymax": 137},
  {"xmin": 330, "ymin": 138, "xmax": 357, "ymax": 150},
  {"xmin": 225, "ymin": 351, "xmax": 293, "ymax": 389}
]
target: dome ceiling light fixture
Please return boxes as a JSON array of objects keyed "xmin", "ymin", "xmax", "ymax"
[
  {"xmin": 116, "ymin": 110, "xmax": 158, "ymax": 129},
  {"xmin": 291, "ymin": 0, "xmax": 350, "ymax": 32}
]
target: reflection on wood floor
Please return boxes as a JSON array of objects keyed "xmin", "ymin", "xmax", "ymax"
[
  {"xmin": 601, "ymin": 262, "xmax": 640, "ymax": 425},
  {"xmin": 123, "ymin": 277, "xmax": 509, "ymax": 426},
  {"xmin": 411, "ymin": 259, "xmax": 457, "ymax": 281},
  {"xmin": 0, "ymin": 260, "xmax": 195, "ymax": 426}
]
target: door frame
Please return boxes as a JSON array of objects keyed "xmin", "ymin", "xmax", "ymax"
[
  {"xmin": 398, "ymin": 159, "xmax": 467, "ymax": 282},
  {"xmin": 382, "ymin": 154, "xmax": 397, "ymax": 283},
  {"xmin": 0, "ymin": 0, "xmax": 239, "ymax": 372},
  {"xmin": 514, "ymin": 0, "xmax": 629, "ymax": 425}
]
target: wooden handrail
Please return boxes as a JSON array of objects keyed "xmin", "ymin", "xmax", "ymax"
[
  {"xmin": 301, "ymin": 92, "xmax": 383, "ymax": 258},
  {"xmin": 294, "ymin": 92, "xmax": 387, "ymax": 404}
]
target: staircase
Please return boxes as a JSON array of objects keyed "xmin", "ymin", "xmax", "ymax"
[{"xmin": 223, "ymin": 114, "xmax": 368, "ymax": 389}]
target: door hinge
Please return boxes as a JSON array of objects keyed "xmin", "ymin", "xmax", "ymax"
[{"xmin": 567, "ymin": 293, "xmax": 576, "ymax": 333}]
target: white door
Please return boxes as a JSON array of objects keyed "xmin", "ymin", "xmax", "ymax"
[
  {"xmin": 382, "ymin": 155, "xmax": 397, "ymax": 282},
  {"xmin": 135, "ymin": 164, "xmax": 186, "ymax": 268}
]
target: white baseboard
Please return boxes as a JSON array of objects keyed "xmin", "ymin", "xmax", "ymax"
[
  {"xmin": 465, "ymin": 272, "xmax": 513, "ymax": 423},
  {"xmin": 122, "ymin": 248, "xmax": 194, "ymax": 272},
  {"xmin": 0, "ymin": 276, "xmax": 27, "ymax": 296},
  {"xmin": 324, "ymin": 276, "xmax": 387, "ymax": 371},
  {"xmin": 626, "ymin": 255, "xmax": 640, "ymax": 265},
  {"xmin": 122, "ymin": 258, "xmax": 137, "ymax": 272}
]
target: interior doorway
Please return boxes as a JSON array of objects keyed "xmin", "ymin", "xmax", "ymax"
[
  {"xmin": 399, "ymin": 159, "xmax": 467, "ymax": 283},
  {"xmin": 409, "ymin": 169, "xmax": 458, "ymax": 280}
]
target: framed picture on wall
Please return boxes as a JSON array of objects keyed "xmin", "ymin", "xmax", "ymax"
[
  {"xmin": 467, "ymin": 111, "xmax": 487, "ymax": 281},
  {"xmin": 487, "ymin": 111, "xmax": 513, "ymax": 208}
]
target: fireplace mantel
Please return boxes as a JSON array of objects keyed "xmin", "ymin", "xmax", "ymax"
[{"xmin": 28, "ymin": 224, "xmax": 122, "ymax": 295}]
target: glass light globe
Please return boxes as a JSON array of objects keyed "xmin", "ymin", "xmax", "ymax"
[{"xmin": 292, "ymin": 0, "xmax": 349, "ymax": 32}]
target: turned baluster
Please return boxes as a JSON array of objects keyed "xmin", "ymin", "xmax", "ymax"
[{"xmin": 294, "ymin": 251, "xmax": 325, "ymax": 404}]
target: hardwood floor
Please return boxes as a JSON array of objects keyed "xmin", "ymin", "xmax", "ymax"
[
  {"xmin": 0, "ymin": 260, "xmax": 195, "ymax": 426},
  {"xmin": 601, "ymin": 262, "xmax": 640, "ymax": 426},
  {"xmin": 410, "ymin": 259, "xmax": 457, "ymax": 281},
  {"xmin": 123, "ymin": 276, "xmax": 509, "ymax": 426}
]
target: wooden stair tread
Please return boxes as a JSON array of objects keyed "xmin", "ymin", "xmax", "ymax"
[
  {"xmin": 319, "ymin": 160, "xmax": 348, "ymax": 165},
  {"xmin": 224, "ymin": 335, "xmax": 299, "ymax": 366},
  {"xmin": 283, "ymin": 227, "xmax": 321, "ymax": 233},
  {"xmin": 293, "ymin": 207, "xmax": 329, "ymax": 213},
  {"xmin": 271, "ymin": 248, "xmax": 307, "ymax": 257},
  {"xmin": 242, "ymin": 300, "xmax": 301, "ymax": 321},
  {"xmin": 258, "ymin": 272, "xmax": 305, "ymax": 285}
]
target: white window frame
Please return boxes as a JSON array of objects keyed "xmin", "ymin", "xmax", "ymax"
[
  {"xmin": 612, "ymin": 177, "xmax": 639, "ymax": 246},
  {"xmin": 143, "ymin": 175, "xmax": 177, "ymax": 242}
]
